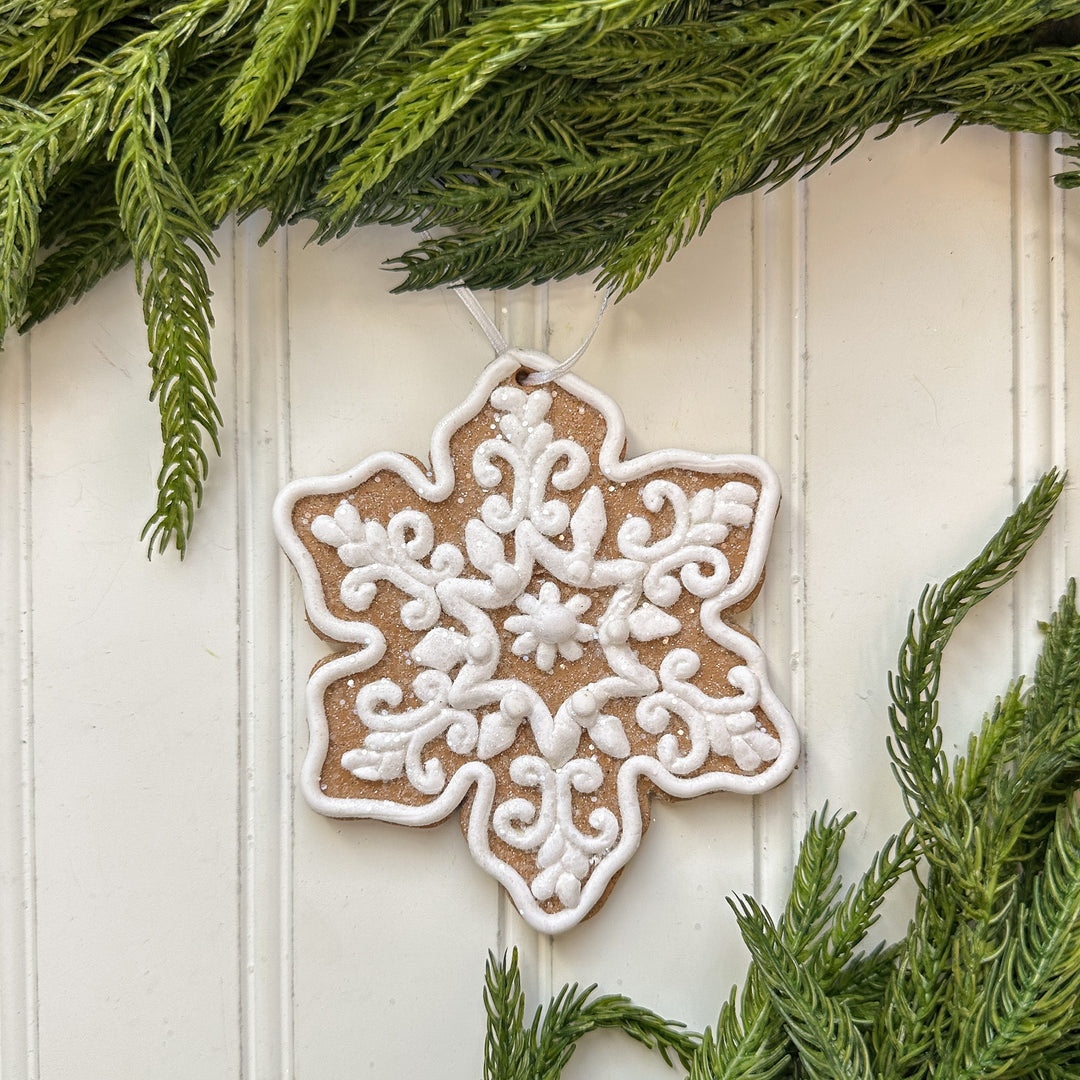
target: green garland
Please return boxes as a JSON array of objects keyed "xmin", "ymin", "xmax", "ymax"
[
  {"xmin": 3, "ymin": 2, "xmax": 1080, "ymax": 551},
  {"xmin": 479, "ymin": 470, "xmax": 1080, "ymax": 1080}
]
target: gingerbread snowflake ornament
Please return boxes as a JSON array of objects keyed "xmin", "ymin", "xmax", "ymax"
[{"xmin": 275, "ymin": 351, "xmax": 798, "ymax": 933}]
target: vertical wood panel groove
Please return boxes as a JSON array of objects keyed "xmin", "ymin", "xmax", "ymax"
[
  {"xmin": 234, "ymin": 218, "xmax": 294, "ymax": 1080},
  {"xmin": 1048, "ymin": 133, "xmax": 1068, "ymax": 594},
  {"xmin": 493, "ymin": 284, "xmax": 554, "ymax": 1006},
  {"xmin": 0, "ymin": 333, "xmax": 39, "ymax": 1080},
  {"xmin": 751, "ymin": 182, "xmax": 808, "ymax": 913},
  {"xmin": 1010, "ymin": 133, "xmax": 1066, "ymax": 667}
]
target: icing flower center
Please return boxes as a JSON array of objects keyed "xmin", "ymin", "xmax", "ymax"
[
  {"xmin": 534, "ymin": 601, "xmax": 580, "ymax": 644},
  {"xmin": 504, "ymin": 581, "xmax": 595, "ymax": 673}
]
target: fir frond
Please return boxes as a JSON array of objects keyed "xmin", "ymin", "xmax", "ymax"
[
  {"xmin": 10, "ymin": 1, "xmax": 1080, "ymax": 547},
  {"xmin": 481, "ymin": 949, "xmax": 694, "ymax": 1079},
  {"xmin": 1027, "ymin": 578, "xmax": 1080, "ymax": 731},
  {"xmin": 690, "ymin": 983, "xmax": 790, "ymax": 1080},
  {"xmin": 221, "ymin": 0, "xmax": 345, "ymax": 133},
  {"xmin": 732, "ymin": 896, "xmax": 875, "ymax": 1080},
  {"xmin": 948, "ymin": 800, "xmax": 1080, "ymax": 1080},
  {"xmin": 820, "ymin": 821, "xmax": 918, "ymax": 979},
  {"xmin": 952, "ymin": 681, "xmax": 1026, "ymax": 805},
  {"xmin": 475, "ymin": 478, "xmax": 1073, "ymax": 1080},
  {"xmin": 530, "ymin": 981, "xmax": 696, "ymax": 1075},
  {"xmin": 873, "ymin": 883, "xmax": 958, "ymax": 1080},
  {"xmin": 0, "ymin": 0, "xmax": 242, "ymax": 350},
  {"xmin": 0, "ymin": 0, "xmax": 143, "ymax": 100},
  {"xmin": 108, "ymin": 48, "xmax": 220, "ymax": 556},
  {"xmin": 887, "ymin": 468, "xmax": 1063, "ymax": 846},
  {"xmin": 976, "ymin": 581, "xmax": 1080, "ymax": 900},
  {"xmin": 316, "ymin": 0, "xmax": 677, "ymax": 224},
  {"xmin": 778, "ymin": 806, "xmax": 853, "ymax": 961},
  {"xmin": 601, "ymin": 0, "xmax": 922, "ymax": 293},
  {"xmin": 688, "ymin": 807, "xmax": 916, "ymax": 1080},
  {"xmin": 483, "ymin": 950, "xmax": 529, "ymax": 1080},
  {"xmin": 18, "ymin": 201, "xmax": 129, "ymax": 329}
]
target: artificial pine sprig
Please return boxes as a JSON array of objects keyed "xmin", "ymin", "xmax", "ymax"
[
  {"xmin": 108, "ymin": 48, "xmax": 222, "ymax": 553},
  {"xmin": 481, "ymin": 948, "xmax": 696, "ymax": 1080},
  {"xmin": 476, "ymin": 471, "xmax": 1079, "ymax": 1080}
]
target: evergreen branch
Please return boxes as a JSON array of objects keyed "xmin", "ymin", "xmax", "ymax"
[
  {"xmin": 974, "ymin": 581, "xmax": 1080, "ymax": 902},
  {"xmin": 870, "ymin": 471, "xmax": 1065, "ymax": 1080},
  {"xmin": 879, "ymin": 581, "xmax": 1080, "ymax": 1071},
  {"xmin": 532, "ymin": 983, "xmax": 697, "ymax": 1074},
  {"xmin": 886, "ymin": 468, "xmax": 1063, "ymax": 850},
  {"xmin": 690, "ymin": 986, "xmax": 790, "ymax": 1080},
  {"xmin": 0, "ymin": 0, "xmax": 144, "ymax": 100},
  {"xmin": 18, "ymin": 200, "xmax": 129, "ymax": 329},
  {"xmin": 108, "ymin": 48, "xmax": 220, "ymax": 555},
  {"xmin": 1028, "ymin": 577, "xmax": 1080, "ymax": 731},
  {"xmin": 828, "ymin": 942, "xmax": 902, "ymax": 1030},
  {"xmin": 688, "ymin": 807, "xmax": 916, "ymax": 1080},
  {"xmin": 316, "ymin": 0, "xmax": 677, "ymax": 224},
  {"xmin": 777, "ymin": 807, "xmax": 853, "ymax": 961},
  {"xmin": 873, "ymin": 876, "xmax": 959, "ymax": 1080},
  {"xmin": 8, "ymin": 1, "xmax": 1080, "ymax": 554},
  {"xmin": 221, "ymin": 0, "xmax": 346, "ymax": 133},
  {"xmin": 818, "ymin": 821, "xmax": 918, "ymax": 980},
  {"xmin": 482, "ymin": 950, "xmax": 694, "ymax": 1080},
  {"xmin": 477, "ymin": 479, "xmax": 1074, "ymax": 1080},
  {"xmin": 192, "ymin": 0, "xmax": 491, "ymax": 228},
  {"xmin": 601, "ymin": 0, "xmax": 922, "ymax": 293},
  {"xmin": 952, "ymin": 681, "xmax": 1026, "ymax": 806},
  {"xmin": 483, "ymin": 950, "xmax": 529, "ymax": 1080},
  {"xmin": 0, "ymin": 0, "xmax": 244, "ymax": 348},
  {"xmin": 732, "ymin": 896, "xmax": 875, "ymax": 1080},
  {"xmin": 947, "ymin": 800, "xmax": 1080, "ymax": 1080}
]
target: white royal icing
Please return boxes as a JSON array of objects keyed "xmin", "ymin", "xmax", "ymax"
[{"xmin": 275, "ymin": 350, "xmax": 798, "ymax": 933}]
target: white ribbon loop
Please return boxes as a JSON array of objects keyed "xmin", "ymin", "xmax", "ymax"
[{"xmin": 444, "ymin": 272, "xmax": 612, "ymax": 383}]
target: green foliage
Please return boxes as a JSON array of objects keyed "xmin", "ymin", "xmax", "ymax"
[
  {"xmin": 480, "ymin": 471, "xmax": 1080, "ymax": 1079},
  {"xmin": 482, "ymin": 947, "xmax": 696, "ymax": 1080},
  {"xmin": 3, "ymin": 3, "xmax": 1080, "ymax": 547}
]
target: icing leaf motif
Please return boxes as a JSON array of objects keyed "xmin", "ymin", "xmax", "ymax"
[
  {"xmin": 570, "ymin": 485, "xmax": 607, "ymax": 558},
  {"xmin": 628, "ymin": 602, "xmax": 682, "ymax": 640},
  {"xmin": 465, "ymin": 517, "xmax": 506, "ymax": 577}
]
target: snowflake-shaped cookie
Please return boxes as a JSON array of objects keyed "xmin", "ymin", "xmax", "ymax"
[{"xmin": 275, "ymin": 351, "xmax": 798, "ymax": 933}]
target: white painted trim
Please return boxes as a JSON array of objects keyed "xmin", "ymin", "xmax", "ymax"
[
  {"xmin": 0, "ymin": 332, "xmax": 38, "ymax": 1080},
  {"xmin": 235, "ymin": 217, "xmax": 295, "ymax": 1080}
]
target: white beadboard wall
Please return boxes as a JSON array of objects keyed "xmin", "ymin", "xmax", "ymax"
[{"xmin": 1, "ymin": 118, "xmax": 1077, "ymax": 1079}]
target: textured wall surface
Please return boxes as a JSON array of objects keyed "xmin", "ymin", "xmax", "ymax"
[{"xmin": 1, "ymin": 119, "xmax": 1077, "ymax": 1078}]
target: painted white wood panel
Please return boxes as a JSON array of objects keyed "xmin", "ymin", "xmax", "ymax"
[
  {"xmin": 803, "ymin": 120, "xmax": 1020, "ymax": 935},
  {"xmin": 285, "ymin": 226, "xmax": 496, "ymax": 1080},
  {"xmin": 0, "ymin": 327, "xmax": 35, "ymax": 1080},
  {"xmin": 0, "ymin": 121, "xmax": 1076, "ymax": 1079},
  {"xmin": 552, "ymin": 198, "xmax": 765, "ymax": 1080},
  {"xmin": 21, "ymin": 238, "xmax": 242, "ymax": 1078}
]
